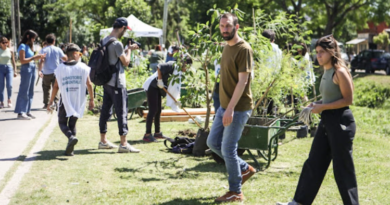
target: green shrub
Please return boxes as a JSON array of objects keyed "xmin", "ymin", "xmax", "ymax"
[{"xmin": 354, "ymin": 79, "xmax": 390, "ymax": 108}]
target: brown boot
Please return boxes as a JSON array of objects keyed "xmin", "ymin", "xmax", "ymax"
[
  {"xmin": 214, "ymin": 191, "xmax": 244, "ymax": 203},
  {"xmin": 242, "ymin": 164, "xmax": 256, "ymax": 185}
]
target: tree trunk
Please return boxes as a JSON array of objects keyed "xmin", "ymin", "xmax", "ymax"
[
  {"xmin": 324, "ymin": 16, "xmax": 335, "ymax": 35},
  {"xmin": 204, "ymin": 66, "xmax": 210, "ymax": 131}
]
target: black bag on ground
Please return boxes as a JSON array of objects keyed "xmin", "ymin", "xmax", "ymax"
[
  {"xmin": 172, "ymin": 142, "xmax": 195, "ymax": 154},
  {"xmin": 164, "ymin": 137, "xmax": 195, "ymax": 154},
  {"xmin": 88, "ymin": 39, "xmax": 118, "ymax": 85}
]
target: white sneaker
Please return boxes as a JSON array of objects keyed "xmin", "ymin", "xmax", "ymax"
[
  {"xmin": 98, "ymin": 141, "xmax": 118, "ymax": 149},
  {"xmin": 276, "ymin": 201, "xmax": 300, "ymax": 205},
  {"xmin": 17, "ymin": 113, "xmax": 31, "ymax": 120},
  {"xmin": 27, "ymin": 113, "xmax": 36, "ymax": 119},
  {"xmin": 118, "ymin": 143, "xmax": 140, "ymax": 153}
]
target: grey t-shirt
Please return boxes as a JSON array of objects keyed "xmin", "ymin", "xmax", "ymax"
[{"xmin": 102, "ymin": 36, "xmax": 126, "ymax": 88}]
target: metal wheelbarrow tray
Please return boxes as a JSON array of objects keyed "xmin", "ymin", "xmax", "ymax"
[
  {"xmin": 238, "ymin": 116, "xmax": 299, "ymax": 170},
  {"xmin": 113, "ymin": 88, "xmax": 147, "ymax": 120}
]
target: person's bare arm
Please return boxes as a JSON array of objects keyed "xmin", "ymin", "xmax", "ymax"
[
  {"xmin": 61, "ymin": 56, "xmax": 68, "ymax": 61},
  {"xmin": 19, "ymin": 50, "xmax": 44, "ymax": 64},
  {"xmin": 47, "ymin": 80, "xmax": 59, "ymax": 112},
  {"xmin": 38, "ymin": 59, "xmax": 45, "ymax": 77},
  {"xmin": 119, "ymin": 44, "xmax": 138, "ymax": 67},
  {"xmin": 157, "ymin": 66, "xmax": 162, "ymax": 79},
  {"xmin": 222, "ymin": 72, "xmax": 250, "ymax": 126},
  {"xmin": 311, "ymin": 68, "xmax": 353, "ymax": 113},
  {"xmin": 86, "ymin": 76, "xmax": 94, "ymax": 110},
  {"xmin": 11, "ymin": 51, "xmax": 17, "ymax": 77}
]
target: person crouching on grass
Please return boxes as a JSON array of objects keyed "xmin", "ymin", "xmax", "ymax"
[
  {"xmin": 47, "ymin": 44, "xmax": 94, "ymax": 156},
  {"xmin": 142, "ymin": 55, "xmax": 192, "ymax": 142}
]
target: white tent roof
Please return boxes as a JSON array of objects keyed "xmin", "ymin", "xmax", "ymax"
[
  {"xmin": 346, "ymin": 38, "xmax": 367, "ymax": 45},
  {"xmin": 99, "ymin": 15, "xmax": 163, "ymax": 38}
]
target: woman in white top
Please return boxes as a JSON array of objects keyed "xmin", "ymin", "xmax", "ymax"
[{"xmin": 0, "ymin": 36, "xmax": 17, "ymax": 108}]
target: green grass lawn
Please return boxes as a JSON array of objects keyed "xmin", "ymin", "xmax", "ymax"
[
  {"xmin": 7, "ymin": 103, "xmax": 390, "ymax": 205},
  {"xmin": 7, "ymin": 74, "xmax": 390, "ymax": 205}
]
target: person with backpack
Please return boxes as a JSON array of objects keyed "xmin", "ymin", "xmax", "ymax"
[
  {"xmin": 97, "ymin": 17, "xmax": 140, "ymax": 153},
  {"xmin": 47, "ymin": 43, "xmax": 94, "ymax": 156}
]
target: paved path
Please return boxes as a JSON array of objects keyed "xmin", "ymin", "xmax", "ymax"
[{"xmin": 0, "ymin": 73, "xmax": 55, "ymax": 203}]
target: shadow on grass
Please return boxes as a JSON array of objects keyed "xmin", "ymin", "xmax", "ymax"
[
  {"xmin": 0, "ymin": 118, "xmax": 18, "ymax": 121},
  {"xmin": 116, "ymin": 139, "xmax": 165, "ymax": 145},
  {"xmin": 155, "ymin": 197, "xmax": 216, "ymax": 205},
  {"xmin": 30, "ymin": 108, "xmax": 47, "ymax": 112},
  {"xmin": 265, "ymin": 169, "xmax": 300, "ymax": 178},
  {"xmin": 115, "ymin": 156, "xmax": 187, "ymax": 173},
  {"xmin": 115, "ymin": 156, "xmax": 226, "ymax": 176},
  {"xmin": 0, "ymin": 149, "xmax": 115, "ymax": 162}
]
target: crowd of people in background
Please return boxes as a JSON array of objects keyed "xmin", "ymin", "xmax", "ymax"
[{"xmin": 0, "ymin": 12, "xmax": 359, "ymax": 204}]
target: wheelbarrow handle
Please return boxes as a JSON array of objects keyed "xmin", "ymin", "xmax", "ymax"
[{"xmin": 281, "ymin": 116, "xmax": 300, "ymax": 130}]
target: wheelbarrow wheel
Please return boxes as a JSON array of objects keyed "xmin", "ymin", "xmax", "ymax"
[
  {"xmin": 136, "ymin": 101, "xmax": 148, "ymax": 118},
  {"xmin": 136, "ymin": 108, "xmax": 144, "ymax": 118}
]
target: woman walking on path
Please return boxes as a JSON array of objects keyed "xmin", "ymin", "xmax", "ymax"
[
  {"xmin": 277, "ymin": 35, "xmax": 359, "ymax": 205},
  {"xmin": 0, "ymin": 36, "xmax": 17, "ymax": 109},
  {"xmin": 14, "ymin": 30, "xmax": 46, "ymax": 120}
]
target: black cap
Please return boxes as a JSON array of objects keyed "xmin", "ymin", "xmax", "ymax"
[{"xmin": 113, "ymin": 17, "xmax": 131, "ymax": 30}]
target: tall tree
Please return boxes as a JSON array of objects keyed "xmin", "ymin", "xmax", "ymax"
[
  {"xmin": 146, "ymin": 0, "xmax": 191, "ymax": 45},
  {"xmin": 18, "ymin": 0, "xmax": 67, "ymax": 41},
  {"xmin": 308, "ymin": 0, "xmax": 390, "ymax": 36},
  {"xmin": 0, "ymin": 0, "xmax": 11, "ymax": 37},
  {"xmin": 184, "ymin": 0, "xmax": 267, "ymax": 28}
]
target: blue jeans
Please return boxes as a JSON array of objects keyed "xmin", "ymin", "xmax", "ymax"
[
  {"xmin": 207, "ymin": 107, "xmax": 252, "ymax": 193},
  {"xmin": 0, "ymin": 64, "xmax": 13, "ymax": 102},
  {"xmin": 99, "ymin": 85, "xmax": 128, "ymax": 136},
  {"xmin": 14, "ymin": 63, "xmax": 36, "ymax": 114}
]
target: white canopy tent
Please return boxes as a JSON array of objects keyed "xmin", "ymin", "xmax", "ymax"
[{"xmin": 99, "ymin": 15, "xmax": 163, "ymax": 45}]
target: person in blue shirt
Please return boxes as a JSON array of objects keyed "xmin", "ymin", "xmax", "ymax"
[
  {"xmin": 165, "ymin": 45, "xmax": 179, "ymax": 62},
  {"xmin": 14, "ymin": 30, "xmax": 46, "ymax": 120},
  {"xmin": 38, "ymin": 34, "xmax": 67, "ymax": 109}
]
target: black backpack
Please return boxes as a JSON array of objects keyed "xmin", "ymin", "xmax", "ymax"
[
  {"xmin": 88, "ymin": 39, "xmax": 119, "ymax": 86},
  {"xmin": 164, "ymin": 137, "xmax": 195, "ymax": 154}
]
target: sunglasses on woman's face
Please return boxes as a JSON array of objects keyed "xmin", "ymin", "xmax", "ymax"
[{"xmin": 1, "ymin": 42, "xmax": 8, "ymax": 44}]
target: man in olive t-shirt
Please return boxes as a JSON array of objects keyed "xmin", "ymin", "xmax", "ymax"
[{"xmin": 206, "ymin": 13, "xmax": 256, "ymax": 203}]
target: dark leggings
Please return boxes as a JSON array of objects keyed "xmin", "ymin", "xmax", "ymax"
[
  {"xmin": 146, "ymin": 86, "xmax": 162, "ymax": 134},
  {"xmin": 294, "ymin": 107, "xmax": 359, "ymax": 205},
  {"xmin": 58, "ymin": 101, "xmax": 78, "ymax": 138}
]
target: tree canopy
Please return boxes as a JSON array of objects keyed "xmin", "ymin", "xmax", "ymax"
[{"xmin": 1, "ymin": 0, "xmax": 389, "ymax": 47}]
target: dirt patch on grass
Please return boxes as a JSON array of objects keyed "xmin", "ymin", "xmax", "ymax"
[{"xmin": 177, "ymin": 129, "xmax": 197, "ymax": 138}]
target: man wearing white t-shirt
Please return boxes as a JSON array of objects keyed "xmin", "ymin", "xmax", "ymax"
[{"xmin": 47, "ymin": 44, "xmax": 94, "ymax": 156}]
